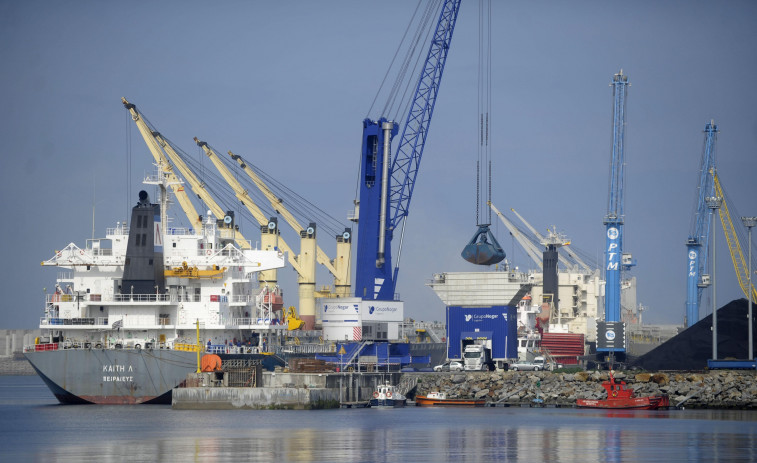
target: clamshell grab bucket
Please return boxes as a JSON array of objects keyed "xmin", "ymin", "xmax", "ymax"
[{"xmin": 461, "ymin": 225, "xmax": 506, "ymax": 265}]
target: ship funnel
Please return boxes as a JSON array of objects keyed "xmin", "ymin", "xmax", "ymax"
[{"xmin": 138, "ymin": 190, "xmax": 151, "ymax": 206}]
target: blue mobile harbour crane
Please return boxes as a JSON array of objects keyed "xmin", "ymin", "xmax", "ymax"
[
  {"xmin": 685, "ymin": 121, "xmax": 718, "ymax": 328},
  {"xmin": 597, "ymin": 70, "xmax": 635, "ymax": 367},
  {"xmin": 355, "ymin": 0, "xmax": 462, "ymax": 302},
  {"xmin": 316, "ymin": 1, "xmax": 462, "ymax": 372}
]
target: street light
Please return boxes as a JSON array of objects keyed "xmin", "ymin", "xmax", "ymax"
[
  {"xmin": 706, "ymin": 196, "xmax": 722, "ymax": 360},
  {"xmin": 741, "ymin": 216, "xmax": 757, "ymax": 360}
]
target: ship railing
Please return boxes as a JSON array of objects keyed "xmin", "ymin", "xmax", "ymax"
[
  {"xmin": 228, "ymin": 317, "xmax": 286, "ymax": 327},
  {"xmin": 165, "ymin": 227, "xmax": 193, "ymax": 236},
  {"xmin": 45, "ymin": 293, "xmax": 203, "ymax": 304},
  {"xmin": 88, "ymin": 248, "xmax": 114, "ymax": 257},
  {"xmin": 174, "ymin": 343, "xmax": 203, "ymax": 352},
  {"xmin": 206, "ymin": 344, "xmax": 262, "ymax": 355},
  {"xmin": 113, "ymin": 294, "xmax": 172, "ymax": 302},
  {"xmin": 55, "ymin": 271, "xmax": 74, "ymax": 282},
  {"xmin": 106, "ymin": 226, "xmax": 129, "ymax": 236},
  {"xmin": 25, "ymin": 342, "xmax": 60, "ymax": 352},
  {"xmin": 40, "ymin": 316, "xmax": 109, "ymax": 326},
  {"xmin": 113, "ymin": 293, "xmax": 163, "ymax": 302},
  {"xmin": 276, "ymin": 343, "xmax": 333, "ymax": 354}
]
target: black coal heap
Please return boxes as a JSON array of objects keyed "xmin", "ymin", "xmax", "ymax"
[{"xmin": 630, "ymin": 299, "xmax": 757, "ymax": 370}]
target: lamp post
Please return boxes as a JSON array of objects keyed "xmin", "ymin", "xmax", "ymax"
[
  {"xmin": 741, "ymin": 216, "xmax": 757, "ymax": 360},
  {"xmin": 706, "ymin": 196, "xmax": 722, "ymax": 360}
]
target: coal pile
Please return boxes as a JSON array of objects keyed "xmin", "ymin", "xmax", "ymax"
[{"xmin": 630, "ymin": 299, "xmax": 757, "ymax": 370}]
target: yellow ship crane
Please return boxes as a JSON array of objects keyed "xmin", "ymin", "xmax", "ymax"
[
  {"xmin": 228, "ymin": 149, "xmax": 351, "ymax": 298},
  {"xmin": 713, "ymin": 172, "xmax": 757, "ymax": 301},
  {"xmin": 149, "ymin": 131, "xmax": 251, "ymax": 251},
  {"xmin": 122, "ymin": 98, "xmax": 202, "ymax": 231},
  {"xmin": 194, "ymin": 138, "xmax": 318, "ymax": 329}
]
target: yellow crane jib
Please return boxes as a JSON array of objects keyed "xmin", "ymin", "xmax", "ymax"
[{"xmin": 713, "ymin": 173, "xmax": 757, "ymax": 301}]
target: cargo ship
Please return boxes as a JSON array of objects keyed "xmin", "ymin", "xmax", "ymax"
[{"xmin": 25, "ymin": 170, "xmax": 289, "ymax": 404}]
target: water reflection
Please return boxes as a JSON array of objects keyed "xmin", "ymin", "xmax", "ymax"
[{"xmin": 30, "ymin": 408, "xmax": 755, "ymax": 463}]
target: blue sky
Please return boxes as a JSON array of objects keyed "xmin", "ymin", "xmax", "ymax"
[{"xmin": 1, "ymin": 0, "xmax": 756, "ymax": 328}]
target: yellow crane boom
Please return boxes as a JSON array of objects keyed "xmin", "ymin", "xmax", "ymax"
[
  {"xmin": 122, "ymin": 98, "xmax": 202, "ymax": 231},
  {"xmin": 151, "ymin": 131, "xmax": 250, "ymax": 250},
  {"xmin": 193, "ymin": 138, "xmax": 304, "ymax": 275},
  {"xmin": 229, "ymin": 150, "xmax": 351, "ymax": 297},
  {"xmin": 195, "ymin": 138, "xmax": 318, "ymax": 328},
  {"xmin": 713, "ymin": 172, "xmax": 757, "ymax": 301}
]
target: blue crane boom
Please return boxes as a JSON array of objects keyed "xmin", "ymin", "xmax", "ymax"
[
  {"xmin": 354, "ymin": 0, "xmax": 462, "ymax": 301},
  {"xmin": 685, "ymin": 121, "xmax": 718, "ymax": 328},
  {"xmin": 598, "ymin": 70, "xmax": 630, "ymax": 358},
  {"xmin": 603, "ymin": 70, "xmax": 629, "ymax": 324}
]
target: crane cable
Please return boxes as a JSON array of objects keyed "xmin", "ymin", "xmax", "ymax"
[
  {"xmin": 365, "ymin": 0, "xmax": 442, "ymax": 121},
  {"xmin": 176, "ymin": 137, "xmax": 347, "ymax": 237},
  {"xmin": 476, "ymin": 0, "xmax": 493, "ymax": 226},
  {"xmin": 354, "ymin": 0, "xmax": 443, "ymax": 229}
]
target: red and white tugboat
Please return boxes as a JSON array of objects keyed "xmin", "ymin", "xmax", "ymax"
[{"xmin": 576, "ymin": 371, "xmax": 670, "ymax": 410}]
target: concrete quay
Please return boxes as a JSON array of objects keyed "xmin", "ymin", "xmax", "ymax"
[
  {"xmin": 172, "ymin": 387, "xmax": 340, "ymax": 410},
  {"xmin": 172, "ymin": 371, "xmax": 404, "ymax": 409}
]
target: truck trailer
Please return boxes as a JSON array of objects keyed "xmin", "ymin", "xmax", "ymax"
[{"xmin": 446, "ymin": 306, "xmax": 518, "ymax": 371}]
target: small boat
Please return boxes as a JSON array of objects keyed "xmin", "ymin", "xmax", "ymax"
[
  {"xmin": 415, "ymin": 391, "xmax": 486, "ymax": 407},
  {"xmin": 370, "ymin": 382, "xmax": 406, "ymax": 408},
  {"xmin": 576, "ymin": 371, "xmax": 670, "ymax": 410}
]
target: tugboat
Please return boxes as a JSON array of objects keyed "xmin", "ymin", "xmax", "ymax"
[
  {"xmin": 576, "ymin": 371, "xmax": 670, "ymax": 410},
  {"xmin": 370, "ymin": 382, "xmax": 406, "ymax": 408},
  {"xmin": 415, "ymin": 391, "xmax": 486, "ymax": 407}
]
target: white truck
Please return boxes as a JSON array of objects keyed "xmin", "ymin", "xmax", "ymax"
[{"xmin": 463, "ymin": 344, "xmax": 495, "ymax": 371}]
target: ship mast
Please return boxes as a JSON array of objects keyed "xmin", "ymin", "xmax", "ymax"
[{"xmin": 143, "ymin": 162, "xmax": 182, "ymax": 247}]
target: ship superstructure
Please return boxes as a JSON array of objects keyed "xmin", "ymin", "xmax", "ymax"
[{"xmin": 25, "ymin": 170, "xmax": 287, "ymax": 404}]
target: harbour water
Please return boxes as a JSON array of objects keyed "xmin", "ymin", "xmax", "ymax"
[{"xmin": 1, "ymin": 375, "xmax": 755, "ymax": 462}]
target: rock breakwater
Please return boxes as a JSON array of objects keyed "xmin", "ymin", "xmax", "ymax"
[{"xmin": 414, "ymin": 370, "xmax": 757, "ymax": 409}]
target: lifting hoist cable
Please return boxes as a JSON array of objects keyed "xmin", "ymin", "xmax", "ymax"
[
  {"xmin": 366, "ymin": 0, "xmax": 425, "ymax": 119},
  {"xmin": 476, "ymin": 0, "xmax": 493, "ymax": 226},
  {"xmin": 460, "ymin": 0, "xmax": 505, "ymax": 266},
  {"xmin": 160, "ymin": 134, "xmax": 266, "ymax": 218},
  {"xmin": 224, "ymin": 149, "xmax": 348, "ymax": 237},
  {"xmin": 357, "ymin": 0, "xmax": 441, "ymax": 237},
  {"xmin": 389, "ymin": 2, "xmax": 440, "ymax": 122},
  {"xmin": 366, "ymin": 0, "xmax": 442, "ymax": 121},
  {"xmin": 245, "ymin": 161, "xmax": 346, "ymax": 231}
]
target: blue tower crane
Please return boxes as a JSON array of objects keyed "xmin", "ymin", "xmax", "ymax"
[
  {"xmin": 598, "ymin": 70, "xmax": 631, "ymax": 360},
  {"xmin": 354, "ymin": 0, "xmax": 462, "ymax": 301},
  {"xmin": 685, "ymin": 121, "xmax": 718, "ymax": 328}
]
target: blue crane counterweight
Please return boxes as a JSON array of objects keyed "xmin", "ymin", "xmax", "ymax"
[{"xmin": 685, "ymin": 121, "xmax": 718, "ymax": 328}]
